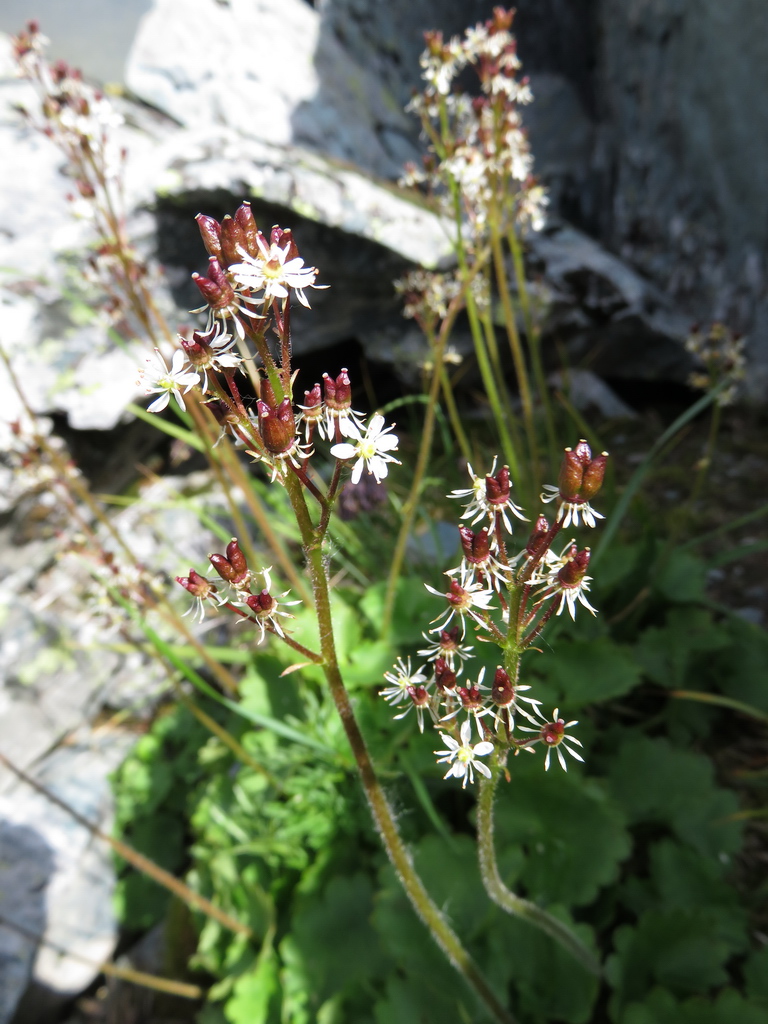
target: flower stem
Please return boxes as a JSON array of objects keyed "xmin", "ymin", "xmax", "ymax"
[
  {"xmin": 283, "ymin": 472, "xmax": 516, "ymax": 1024},
  {"xmin": 383, "ymin": 293, "xmax": 465, "ymax": 635},
  {"xmin": 476, "ymin": 767, "xmax": 601, "ymax": 977}
]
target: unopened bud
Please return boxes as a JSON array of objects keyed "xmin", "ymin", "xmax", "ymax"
[
  {"xmin": 525, "ymin": 515, "xmax": 550, "ymax": 556},
  {"xmin": 580, "ymin": 453, "xmax": 609, "ymax": 501},
  {"xmin": 485, "ymin": 465, "xmax": 511, "ymax": 506},
  {"xmin": 434, "ymin": 658, "xmax": 457, "ymax": 693},
  {"xmin": 457, "ymin": 685, "xmax": 484, "ymax": 712},
  {"xmin": 226, "ymin": 538, "xmax": 248, "ymax": 576},
  {"xmin": 322, "ymin": 369, "xmax": 352, "ymax": 412},
  {"xmin": 175, "ymin": 569, "xmax": 217, "ymax": 599},
  {"xmin": 192, "ymin": 257, "xmax": 235, "ymax": 311},
  {"xmin": 490, "ymin": 668, "xmax": 515, "ymax": 708},
  {"xmin": 257, "ymin": 398, "xmax": 296, "ymax": 455},
  {"xmin": 195, "ymin": 214, "xmax": 223, "ymax": 262},
  {"xmin": 407, "ymin": 684, "xmax": 430, "ymax": 707},
  {"xmin": 209, "ymin": 538, "xmax": 250, "ymax": 587},
  {"xmin": 245, "ymin": 590, "xmax": 275, "ymax": 615},
  {"xmin": 234, "ymin": 202, "xmax": 260, "ymax": 258},
  {"xmin": 459, "ymin": 525, "xmax": 491, "ymax": 565},
  {"xmin": 220, "ymin": 215, "xmax": 247, "ymax": 268},
  {"xmin": 179, "ymin": 328, "xmax": 212, "ymax": 367},
  {"xmin": 558, "ymin": 447, "xmax": 584, "ymax": 501},
  {"xmin": 557, "ymin": 546, "xmax": 590, "ymax": 587},
  {"xmin": 205, "ymin": 399, "xmax": 240, "ymax": 429}
]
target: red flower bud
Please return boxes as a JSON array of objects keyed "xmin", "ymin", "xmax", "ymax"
[
  {"xmin": 457, "ymin": 685, "xmax": 484, "ymax": 711},
  {"xmin": 195, "ymin": 214, "xmax": 223, "ymax": 262},
  {"xmin": 541, "ymin": 719, "xmax": 565, "ymax": 746},
  {"xmin": 434, "ymin": 657, "xmax": 457, "ymax": 693},
  {"xmin": 220, "ymin": 214, "xmax": 247, "ymax": 268},
  {"xmin": 525, "ymin": 515, "xmax": 550, "ymax": 556},
  {"xmin": 485, "ymin": 465, "xmax": 511, "ymax": 506},
  {"xmin": 580, "ymin": 452, "xmax": 609, "ymax": 501},
  {"xmin": 205, "ymin": 399, "xmax": 240, "ymax": 429},
  {"xmin": 459, "ymin": 525, "xmax": 491, "ymax": 564},
  {"xmin": 322, "ymin": 369, "xmax": 352, "ymax": 412},
  {"xmin": 234, "ymin": 202, "xmax": 260, "ymax": 259},
  {"xmin": 257, "ymin": 397, "xmax": 296, "ymax": 455},
  {"xmin": 245, "ymin": 590, "xmax": 275, "ymax": 615},
  {"xmin": 226, "ymin": 538, "xmax": 248, "ymax": 576},
  {"xmin": 209, "ymin": 538, "xmax": 249, "ymax": 587},
  {"xmin": 491, "ymin": 668, "xmax": 515, "ymax": 707},
  {"xmin": 557, "ymin": 546, "xmax": 591, "ymax": 587},
  {"xmin": 558, "ymin": 447, "xmax": 584, "ymax": 501},
  {"xmin": 407, "ymin": 684, "xmax": 430, "ymax": 707},
  {"xmin": 175, "ymin": 569, "xmax": 217, "ymax": 599},
  {"xmin": 192, "ymin": 257, "xmax": 235, "ymax": 311},
  {"xmin": 179, "ymin": 328, "xmax": 213, "ymax": 367}
]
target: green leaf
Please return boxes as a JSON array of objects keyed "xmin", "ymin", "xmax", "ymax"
[
  {"xmin": 709, "ymin": 617, "xmax": 768, "ymax": 714},
  {"xmin": 653, "ymin": 550, "xmax": 708, "ymax": 603},
  {"xmin": 620, "ymin": 840, "xmax": 749, "ymax": 958},
  {"xmin": 744, "ymin": 946, "xmax": 768, "ymax": 1007},
  {"xmin": 620, "ymin": 986, "xmax": 768, "ymax": 1024},
  {"xmin": 494, "ymin": 763, "xmax": 631, "ymax": 907},
  {"xmin": 536, "ymin": 636, "xmax": 643, "ymax": 707},
  {"xmin": 224, "ymin": 948, "xmax": 281, "ymax": 1024},
  {"xmin": 487, "ymin": 909, "xmax": 600, "ymax": 1024},
  {"xmin": 607, "ymin": 911, "xmax": 731, "ymax": 1013},
  {"xmin": 634, "ymin": 607, "xmax": 729, "ymax": 689},
  {"xmin": 606, "ymin": 736, "xmax": 742, "ymax": 856},
  {"xmin": 290, "ymin": 874, "xmax": 385, "ymax": 1004}
]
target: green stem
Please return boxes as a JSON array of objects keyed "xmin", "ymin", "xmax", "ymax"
[
  {"xmin": 283, "ymin": 473, "xmax": 516, "ymax": 1024},
  {"xmin": 688, "ymin": 400, "xmax": 722, "ymax": 507},
  {"xmin": 445, "ymin": 181, "xmax": 520, "ymax": 487},
  {"xmin": 490, "ymin": 218, "xmax": 538, "ymax": 495},
  {"xmin": 506, "ymin": 226, "xmax": 558, "ymax": 471},
  {"xmin": 439, "ymin": 362, "xmax": 473, "ymax": 463},
  {"xmin": 476, "ymin": 767, "xmax": 601, "ymax": 977},
  {"xmin": 383, "ymin": 296, "xmax": 465, "ymax": 634}
]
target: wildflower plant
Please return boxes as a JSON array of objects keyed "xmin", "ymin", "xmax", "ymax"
[
  {"xmin": 9, "ymin": 12, "xmax": 763, "ymax": 1024},
  {"xmin": 400, "ymin": 6, "xmax": 557, "ymax": 499}
]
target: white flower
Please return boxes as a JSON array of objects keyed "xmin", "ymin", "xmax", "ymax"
[
  {"xmin": 434, "ymin": 719, "xmax": 494, "ymax": 788},
  {"xmin": 535, "ymin": 543, "xmax": 599, "ymax": 620},
  {"xmin": 229, "ymin": 239, "xmax": 325, "ymax": 309},
  {"xmin": 330, "ymin": 414, "xmax": 401, "ymax": 484},
  {"xmin": 183, "ymin": 323, "xmax": 242, "ymax": 393},
  {"xmin": 425, "ymin": 564, "xmax": 496, "ymax": 637},
  {"xmin": 138, "ymin": 349, "xmax": 200, "ymax": 413},
  {"xmin": 417, "ymin": 629, "xmax": 474, "ymax": 672},
  {"xmin": 540, "ymin": 484, "xmax": 605, "ymax": 529},
  {"xmin": 237, "ymin": 567, "xmax": 300, "ymax": 643},
  {"xmin": 380, "ymin": 657, "xmax": 428, "ymax": 706},
  {"xmin": 449, "ymin": 458, "xmax": 527, "ymax": 535},
  {"xmin": 520, "ymin": 708, "xmax": 584, "ymax": 772}
]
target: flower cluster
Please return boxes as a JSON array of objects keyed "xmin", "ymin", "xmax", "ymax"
[
  {"xmin": 166, "ymin": 204, "xmax": 402, "ymax": 636},
  {"xmin": 685, "ymin": 322, "xmax": 746, "ymax": 407},
  {"xmin": 134, "ymin": 202, "xmax": 400, "ymax": 489},
  {"xmin": 403, "ymin": 7, "xmax": 548, "ymax": 235},
  {"xmin": 381, "ymin": 441, "xmax": 607, "ymax": 782},
  {"xmin": 177, "ymin": 538, "xmax": 298, "ymax": 641}
]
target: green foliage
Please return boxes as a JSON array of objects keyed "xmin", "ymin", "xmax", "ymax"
[{"xmin": 110, "ymin": 533, "xmax": 766, "ymax": 1024}]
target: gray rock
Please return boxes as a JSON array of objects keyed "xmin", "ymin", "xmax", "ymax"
[
  {"xmin": 548, "ymin": 368, "xmax": 638, "ymax": 420},
  {"xmin": 530, "ymin": 224, "xmax": 694, "ymax": 382},
  {"xmin": 0, "ymin": 822, "xmax": 53, "ymax": 1024},
  {"xmin": 127, "ymin": 0, "xmax": 418, "ymax": 180},
  {"xmin": 0, "ymin": 472, "xmax": 230, "ymax": 1019},
  {"xmin": 0, "ymin": 732, "xmax": 132, "ymax": 1024}
]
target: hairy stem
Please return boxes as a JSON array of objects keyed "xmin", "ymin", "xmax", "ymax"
[
  {"xmin": 284, "ymin": 472, "xmax": 516, "ymax": 1024},
  {"xmin": 477, "ymin": 768, "xmax": 601, "ymax": 977}
]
